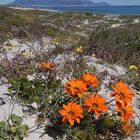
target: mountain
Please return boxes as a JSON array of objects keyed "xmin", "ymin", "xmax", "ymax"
[
  {"xmin": 95, "ymin": 2, "xmax": 110, "ymax": 6},
  {"xmin": 10, "ymin": 0, "xmax": 110, "ymax": 6}
]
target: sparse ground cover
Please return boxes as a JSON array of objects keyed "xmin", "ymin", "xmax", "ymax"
[{"xmin": 0, "ymin": 6, "xmax": 140, "ymax": 140}]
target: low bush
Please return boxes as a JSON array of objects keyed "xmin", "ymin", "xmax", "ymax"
[{"xmin": 0, "ymin": 114, "xmax": 29, "ymax": 140}]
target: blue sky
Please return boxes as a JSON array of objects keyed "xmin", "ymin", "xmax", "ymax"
[{"xmin": 0, "ymin": 0, "xmax": 140, "ymax": 5}]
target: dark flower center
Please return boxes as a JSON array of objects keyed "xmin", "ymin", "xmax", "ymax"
[
  {"xmin": 68, "ymin": 111, "xmax": 75, "ymax": 116},
  {"xmin": 74, "ymin": 87, "xmax": 80, "ymax": 92},
  {"xmin": 120, "ymin": 92, "xmax": 125, "ymax": 97},
  {"xmin": 121, "ymin": 108, "xmax": 126, "ymax": 114},
  {"xmin": 92, "ymin": 103, "xmax": 98, "ymax": 108},
  {"xmin": 87, "ymin": 80, "xmax": 91, "ymax": 85}
]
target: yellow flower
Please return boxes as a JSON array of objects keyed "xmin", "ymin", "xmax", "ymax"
[
  {"xmin": 10, "ymin": 127, "xmax": 17, "ymax": 133},
  {"xmin": 52, "ymin": 39, "xmax": 60, "ymax": 46},
  {"xmin": 129, "ymin": 65, "xmax": 138, "ymax": 70},
  {"xmin": 91, "ymin": 53, "xmax": 96, "ymax": 57},
  {"xmin": 22, "ymin": 50, "xmax": 34, "ymax": 58},
  {"xmin": 76, "ymin": 46, "xmax": 83, "ymax": 53},
  {"xmin": 7, "ymin": 32, "xmax": 12, "ymax": 39}
]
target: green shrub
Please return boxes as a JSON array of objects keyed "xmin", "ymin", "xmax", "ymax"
[{"xmin": 0, "ymin": 114, "xmax": 29, "ymax": 140}]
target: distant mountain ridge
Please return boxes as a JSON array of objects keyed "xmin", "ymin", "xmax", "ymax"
[{"xmin": 10, "ymin": 0, "xmax": 110, "ymax": 6}]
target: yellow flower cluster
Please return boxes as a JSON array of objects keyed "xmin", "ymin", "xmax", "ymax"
[
  {"xmin": 76, "ymin": 46, "xmax": 83, "ymax": 53},
  {"xmin": 91, "ymin": 53, "xmax": 96, "ymax": 57},
  {"xmin": 5, "ymin": 45, "xmax": 15, "ymax": 51},
  {"xmin": 22, "ymin": 50, "xmax": 34, "ymax": 58},
  {"xmin": 6, "ymin": 32, "xmax": 12, "ymax": 39},
  {"xmin": 129, "ymin": 65, "xmax": 138, "ymax": 70}
]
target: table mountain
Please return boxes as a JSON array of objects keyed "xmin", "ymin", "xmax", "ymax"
[{"xmin": 10, "ymin": 0, "xmax": 110, "ymax": 6}]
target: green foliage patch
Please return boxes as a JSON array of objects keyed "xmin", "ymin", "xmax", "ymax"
[{"xmin": 0, "ymin": 114, "xmax": 29, "ymax": 140}]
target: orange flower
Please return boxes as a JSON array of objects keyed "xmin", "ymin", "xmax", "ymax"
[
  {"xmin": 64, "ymin": 79, "xmax": 88, "ymax": 98},
  {"xmin": 39, "ymin": 62, "xmax": 55, "ymax": 71},
  {"xmin": 122, "ymin": 123, "xmax": 134, "ymax": 135},
  {"xmin": 116, "ymin": 101, "xmax": 135, "ymax": 135},
  {"xmin": 110, "ymin": 81, "xmax": 134, "ymax": 106},
  {"xmin": 116, "ymin": 104, "xmax": 134, "ymax": 123},
  {"xmin": 58, "ymin": 102, "xmax": 83, "ymax": 126},
  {"xmin": 85, "ymin": 94, "xmax": 107, "ymax": 118},
  {"xmin": 82, "ymin": 73, "xmax": 98, "ymax": 88}
]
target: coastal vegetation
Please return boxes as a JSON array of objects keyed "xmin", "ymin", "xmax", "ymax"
[
  {"xmin": 0, "ymin": 6, "xmax": 140, "ymax": 140},
  {"xmin": 0, "ymin": 7, "xmax": 140, "ymax": 66}
]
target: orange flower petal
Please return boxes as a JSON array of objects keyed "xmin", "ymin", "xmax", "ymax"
[
  {"xmin": 75, "ymin": 118, "xmax": 80, "ymax": 124},
  {"xmin": 64, "ymin": 79, "xmax": 88, "ymax": 98},
  {"xmin": 85, "ymin": 93, "xmax": 107, "ymax": 118},
  {"xmin": 69, "ymin": 118, "xmax": 74, "ymax": 126},
  {"xmin": 58, "ymin": 102, "xmax": 83, "ymax": 126},
  {"xmin": 58, "ymin": 109, "xmax": 67, "ymax": 116},
  {"xmin": 82, "ymin": 73, "xmax": 99, "ymax": 88}
]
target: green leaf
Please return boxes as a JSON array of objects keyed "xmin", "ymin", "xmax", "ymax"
[
  {"xmin": 19, "ymin": 124, "xmax": 29, "ymax": 136},
  {"xmin": 0, "ymin": 121, "xmax": 6, "ymax": 128},
  {"xmin": 13, "ymin": 135, "xmax": 20, "ymax": 140},
  {"xmin": 10, "ymin": 114, "xmax": 22, "ymax": 126},
  {"xmin": 102, "ymin": 116, "xmax": 112, "ymax": 128},
  {"xmin": 74, "ymin": 129, "xmax": 86, "ymax": 140},
  {"xmin": 34, "ymin": 96, "xmax": 40, "ymax": 103},
  {"xmin": 86, "ymin": 124, "xmax": 96, "ymax": 133},
  {"xmin": 9, "ymin": 79, "xmax": 18, "ymax": 89}
]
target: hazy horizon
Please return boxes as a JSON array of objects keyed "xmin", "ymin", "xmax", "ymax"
[{"xmin": 0, "ymin": 0, "xmax": 140, "ymax": 6}]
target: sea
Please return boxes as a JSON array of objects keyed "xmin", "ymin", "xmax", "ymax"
[{"xmin": 30, "ymin": 5, "xmax": 140, "ymax": 16}]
